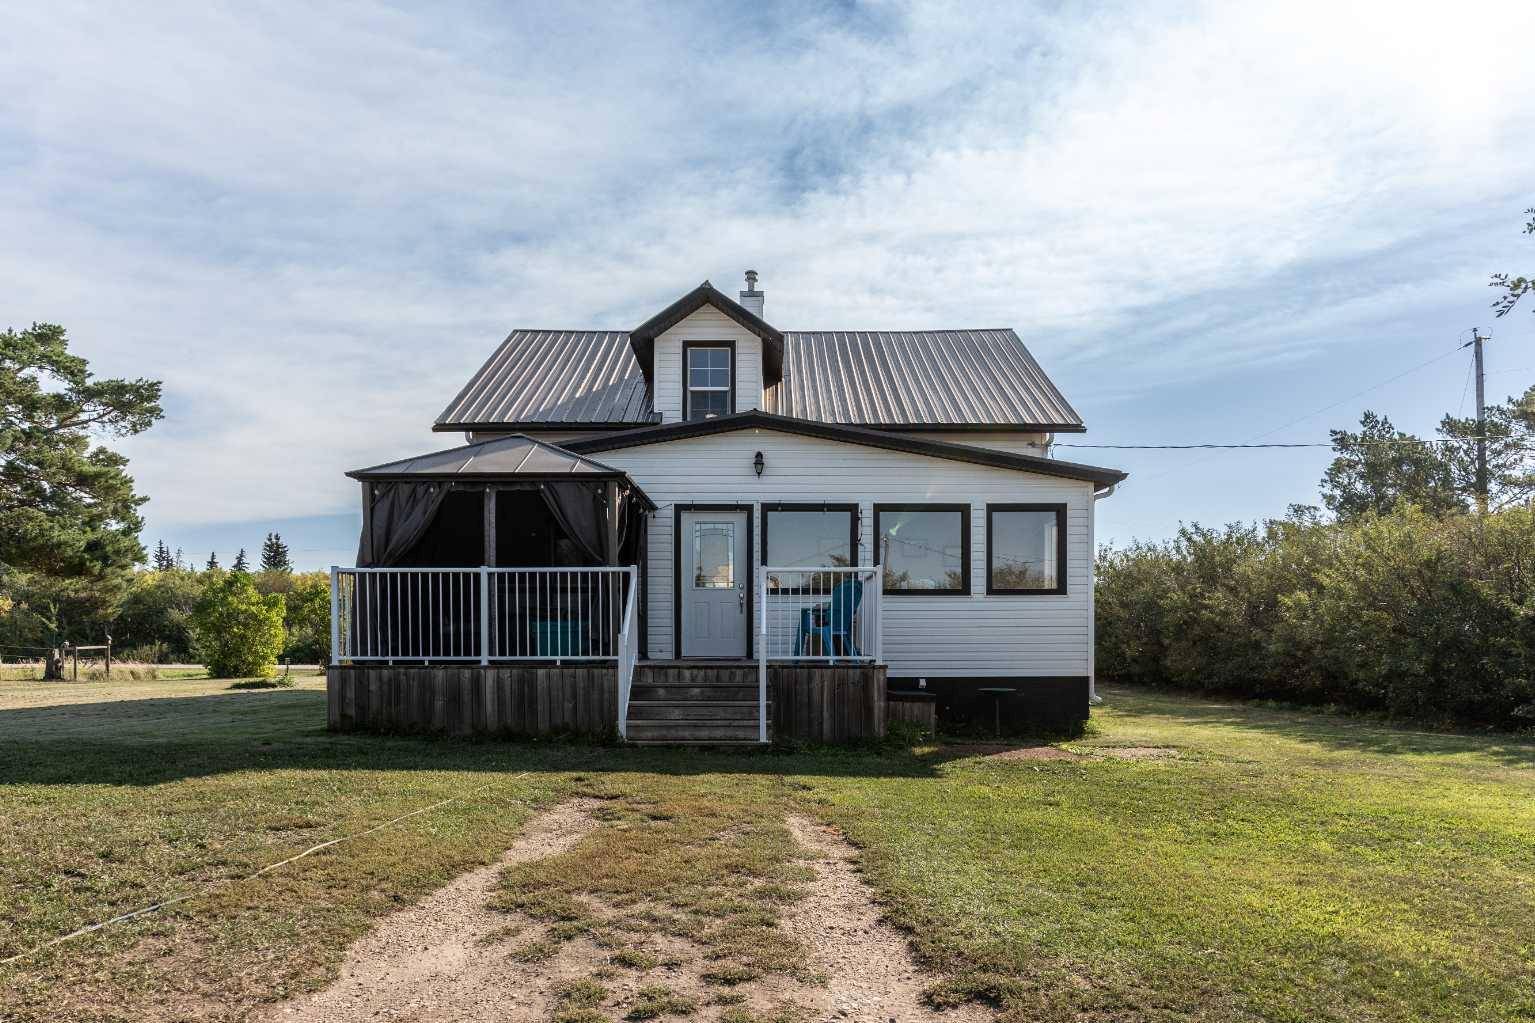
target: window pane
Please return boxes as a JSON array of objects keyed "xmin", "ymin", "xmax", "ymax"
[
  {"xmin": 991, "ymin": 510, "xmax": 1059, "ymax": 590},
  {"xmin": 765, "ymin": 509, "xmax": 852, "ymax": 589},
  {"xmin": 693, "ymin": 522, "xmax": 735, "ymax": 588},
  {"xmin": 689, "ymin": 364, "xmax": 729, "ymax": 388},
  {"xmin": 687, "ymin": 389, "xmax": 729, "ymax": 419},
  {"xmin": 879, "ymin": 510, "xmax": 964, "ymax": 591}
]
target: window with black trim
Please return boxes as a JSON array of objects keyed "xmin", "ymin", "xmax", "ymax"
[
  {"xmin": 987, "ymin": 504, "xmax": 1066, "ymax": 594},
  {"xmin": 763, "ymin": 504, "xmax": 857, "ymax": 591},
  {"xmin": 684, "ymin": 343, "xmax": 732, "ymax": 420},
  {"xmin": 874, "ymin": 504, "xmax": 970, "ymax": 595}
]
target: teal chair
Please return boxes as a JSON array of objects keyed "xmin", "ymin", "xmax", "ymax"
[{"xmin": 795, "ymin": 578, "xmax": 864, "ymax": 657}]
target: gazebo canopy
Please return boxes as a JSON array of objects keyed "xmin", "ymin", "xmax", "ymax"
[{"xmin": 348, "ymin": 434, "xmax": 651, "ymax": 502}]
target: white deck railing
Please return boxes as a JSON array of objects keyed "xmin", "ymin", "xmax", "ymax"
[
  {"xmin": 755, "ymin": 565, "xmax": 883, "ymax": 743},
  {"xmin": 329, "ymin": 566, "xmax": 640, "ymax": 731}
]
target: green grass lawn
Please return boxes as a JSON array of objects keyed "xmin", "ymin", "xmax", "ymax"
[{"xmin": 0, "ymin": 676, "xmax": 1530, "ymax": 1022}]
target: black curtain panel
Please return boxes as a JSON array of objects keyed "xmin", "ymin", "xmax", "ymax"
[
  {"xmin": 538, "ymin": 480, "xmax": 606, "ymax": 565},
  {"xmin": 356, "ymin": 481, "xmax": 451, "ymax": 567}
]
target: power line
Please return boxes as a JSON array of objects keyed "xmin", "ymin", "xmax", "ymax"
[
  {"xmin": 1057, "ymin": 437, "xmax": 1495, "ymax": 451},
  {"xmin": 1132, "ymin": 341, "xmax": 1474, "ymax": 485}
]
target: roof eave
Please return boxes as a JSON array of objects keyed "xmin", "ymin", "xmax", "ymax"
[
  {"xmin": 431, "ymin": 420, "xmax": 662, "ymax": 433},
  {"xmin": 565, "ymin": 411, "xmax": 1127, "ymax": 490}
]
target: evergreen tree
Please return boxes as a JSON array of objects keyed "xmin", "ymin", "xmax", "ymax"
[
  {"xmin": 0, "ymin": 322, "xmax": 162, "ymax": 577},
  {"xmin": 232, "ymin": 548, "xmax": 249, "ymax": 573},
  {"xmin": 260, "ymin": 532, "xmax": 292, "ymax": 573},
  {"xmin": 1319, "ymin": 411, "xmax": 1464, "ymax": 520},
  {"xmin": 152, "ymin": 540, "xmax": 174, "ymax": 571},
  {"xmin": 174, "ymin": 547, "xmax": 186, "ymax": 570},
  {"xmin": 205, "ymin": 551, "xmax": 220, "ymax": 571}
]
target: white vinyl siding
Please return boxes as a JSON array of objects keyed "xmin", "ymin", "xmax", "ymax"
[
  {"xmin": 654, "ymin": 309, "xmax": 764, "ymax": 423},
  {"xmin": 597, "ymin": 427, "xmax": 1093, "ymax": 677}
]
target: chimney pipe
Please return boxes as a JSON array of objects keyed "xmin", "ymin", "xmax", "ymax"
[{"xmin": 739, "ymin": 270, "xmax": 764, "ymax": 318}]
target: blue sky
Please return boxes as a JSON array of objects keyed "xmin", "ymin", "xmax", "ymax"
[{"xmin": 3, "ymin": 1, "xmax": 1533, "ymax": 570}]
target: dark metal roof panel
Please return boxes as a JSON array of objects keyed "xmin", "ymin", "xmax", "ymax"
[
  {"xmin": 435, "ymin": 330, "xmax": 659, "ymax": 427},
  {"xmin": 437, "ymin": 327, "xmax": 1082, "ymax": 432},
  {"xmin": 768, "ymin": 329, "xmax": 1083, "ymax": 430}
]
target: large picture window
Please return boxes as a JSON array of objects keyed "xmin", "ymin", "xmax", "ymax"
[
  {"xmin": 684, "ymin": 342, "xmax": 733, "ymax": 421},
  {"xmin": 874, "ymin": 504, "xmax": 970, "ymax": 595},
  {"xmin": 987, "ymin": 504, "xmax": 1067, "ymax": 595},
  {"xmin": 762, "ymin": 504, "xmax": 858, "ymax": 591}
]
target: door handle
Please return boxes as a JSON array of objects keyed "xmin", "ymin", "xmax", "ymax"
[{"xmin": 737, "ymin": 584, "xmax": 745, "ymax": 612}]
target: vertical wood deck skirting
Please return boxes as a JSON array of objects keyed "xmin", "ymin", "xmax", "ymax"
[
  {"xmin": 327, "ymin": 665, "xmax": 619, "ymax": 739},
  {"xmin": 769, "ymin": 664, "xmax": 887, "ymax": 743},
  {"xmin": 326, "ymin": 663, "xmax": 887, "ymax": 743}
]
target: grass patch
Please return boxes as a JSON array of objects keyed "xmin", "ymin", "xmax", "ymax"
[
  {"xmin": 624, "ymin": 984, "xmax": 696, "ymax": 1019},
  {"xmin": 2, "ymin": 676, "xmax": 1532, "ymax": 1023},
  {"xmin": 553, "ymin": 977, "xmax": 609, "ymax": 1009},
  {"xmin": 611, "ymin": 948, "xmax": 659, "ymax": 970}
]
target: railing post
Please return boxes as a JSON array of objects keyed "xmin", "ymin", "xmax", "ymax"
[
  {"xmin": 479, "ymin": 566, "xmax": 490, "ymax": 666},
  {"xmin": 758, "ymin": 565, "xmax": 768, "ymax": 743},
  {"xmin": 874, "ymin": 566, "xmax": 884, "ymax": 664},
  {"xmin": 329, "ymin": 566, "xmax": 341, "ymax": 666}
]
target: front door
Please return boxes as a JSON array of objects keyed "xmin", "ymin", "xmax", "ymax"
[{"xmin": 679, "ymin": 509, "xmax": 749, "ymax": 658}]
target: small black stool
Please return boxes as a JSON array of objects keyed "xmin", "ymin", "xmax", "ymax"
[{"xmin": 977, "ymin": 687, "xmax": 1018, "ymax": 737}]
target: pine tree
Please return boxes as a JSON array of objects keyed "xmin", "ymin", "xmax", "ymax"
[
  {"xmin": 174, "ymin": 547, "xmax": 186, "ymax": 570},
  {"xmin": 205, "ymin": 551, "xmax": 220, "ymax": 571},
  {"xmin": 152, "ymin": 540, "xmax": 174, "ymax": 571},
  {"xmin": 232, "ymin": 548, "xmax": 249, "ymax": 572},
  {"xmin": 260, "ymin": 532, "xmax": 292, "ymax": 573}
]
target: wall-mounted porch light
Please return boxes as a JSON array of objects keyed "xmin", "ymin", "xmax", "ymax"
[{"xmin": 753, "ymin": 451, "xmax": 765, "ymax": 477}]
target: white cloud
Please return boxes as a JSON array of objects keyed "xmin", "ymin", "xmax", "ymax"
[{"xmin": 1, "ymin": 0, "xmax": 1532, "ymax": 530}]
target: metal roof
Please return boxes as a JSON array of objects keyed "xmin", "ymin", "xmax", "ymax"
[
  {"xmin": 435, "ymin": 330, "xmax": 658, "ymax": 429},
  {"xmin": 768, "ymin": 330, "xmax": 1083, "ymax": 431},
  {"xmin": 348, "ymin": 434, "xmax": 634, "ymax": 480},
  {"xmin": 435, "ymin": 326, "xmax": 1083, "ymax": 433}
]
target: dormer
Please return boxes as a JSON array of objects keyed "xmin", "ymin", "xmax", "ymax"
[{"xmin": 629, "ymin": 275, "xmax": 784, "ymax": 424}]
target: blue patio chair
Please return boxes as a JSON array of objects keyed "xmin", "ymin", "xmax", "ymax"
[{"xmin": 794, "ymin": 577, "xmax": 864, "ymax": 657}]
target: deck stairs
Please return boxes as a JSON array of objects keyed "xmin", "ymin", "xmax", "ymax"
[{"xmin": 624, "ymin": 662, "xmax": 768, "ymax": 745}]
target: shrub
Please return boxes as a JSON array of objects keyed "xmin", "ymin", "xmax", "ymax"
[
  {"xmin": 191, "ymin": 572, "xmax": 286, "ymax": 678},
  {"xmin": 280, "ymin": 572, "xmax": 332, "ymax": 663},
  {"xmin": 1096, "ymin": 505, "xmax": 1535, "ymax": 730},
  {"xmin": 113, "ymin": 568, "xmax": 204, "ymax": 661}
]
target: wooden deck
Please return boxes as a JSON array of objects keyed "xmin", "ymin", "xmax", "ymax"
[{"xmin": 327, "ymin": 661, "xmax": 887, "ymax": 744}]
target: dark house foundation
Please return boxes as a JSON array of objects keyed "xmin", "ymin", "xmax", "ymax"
[{"xmin": 889, "ymin": 676, "xmax": 1090, "ymax": 736}]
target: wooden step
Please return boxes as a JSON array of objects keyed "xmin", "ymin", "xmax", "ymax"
[
  {"xmin": 633, "ymin": 670, "xmax": 758, "ymax": 685},
  {"xmin": 629, "ymin": 684, "xmax": 759, "ymax": 702},
  {"xmin": 627, "ymin": 701, "xmax": 767, "ymax": 721},
  {"xmin": 625, "ymin": 719, "xmax": 765, "ymax": 743}
]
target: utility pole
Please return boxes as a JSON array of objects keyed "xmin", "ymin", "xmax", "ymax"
[{"xmin": 1471, "ymin": 328, "xmax": 1489, "ymax": 515}]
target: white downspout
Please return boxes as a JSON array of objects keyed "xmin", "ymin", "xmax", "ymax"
[{"xmin": 1087, "ymin": 483, "xmax": 1118, "ymax": 705}]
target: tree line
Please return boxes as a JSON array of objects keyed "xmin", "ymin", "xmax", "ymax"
[
  {"xmin": 1096, "ymin": 213, "xmax": 1535, "ymax": 730},
  {"xmin": 0, "ymin": 325, "xmax": 320, "ymax": 677}
]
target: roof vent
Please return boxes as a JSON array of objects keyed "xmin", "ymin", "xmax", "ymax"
[{"xmin": 739, "ymin": 270, "xmax": 764, "ymax": 318}]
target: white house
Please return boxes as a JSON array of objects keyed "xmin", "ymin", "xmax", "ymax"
[{"xmin": 330, "ymin": 274, "xmax": 1125, "ymax": 743}]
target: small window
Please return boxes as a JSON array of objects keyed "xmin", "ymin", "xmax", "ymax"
[
  {"xmin": 685, "ymin": 344, "xmax": 732, "ymax": 421},
  {"xmin": 874, "ymin": 504, "xmax": 970, "ymax": 595},
  {"xmin": 692, "ymin": 521, "xmax": 736, "ymax": 588},
  {"xmin": 987, "ymin": 504, "xmax": 1066, "ymax": 595},
  {"xmin": 763, "ymin": 504, "xmax": 857, "ymax": 591}
]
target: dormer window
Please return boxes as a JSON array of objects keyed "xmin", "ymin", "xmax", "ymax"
[{"xmin": 684, "ymin": 342, "xmax": 734, "ymax": 421}]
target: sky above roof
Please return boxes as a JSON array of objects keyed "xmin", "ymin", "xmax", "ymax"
[{"xmin": 4, "ymin": 0, "xmax": 1533, "ymax": 569}]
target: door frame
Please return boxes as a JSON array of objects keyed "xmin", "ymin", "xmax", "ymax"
[{"xmin": 673, "ymin": 503, "xmax": 754, "ymax": 659}]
